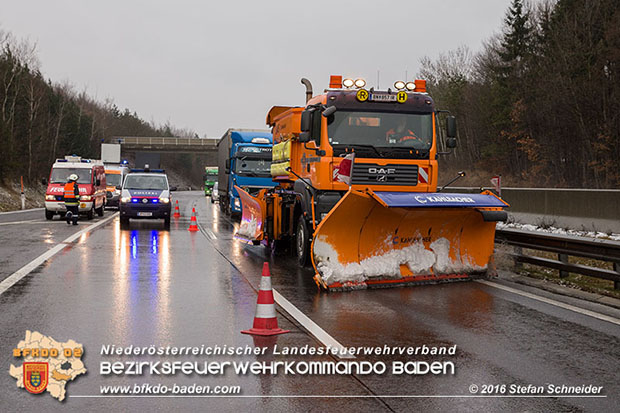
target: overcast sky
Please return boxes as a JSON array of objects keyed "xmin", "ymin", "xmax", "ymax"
[{"xmin": 0, "ymin": 0, "xmax": 513, "ymax": 138}]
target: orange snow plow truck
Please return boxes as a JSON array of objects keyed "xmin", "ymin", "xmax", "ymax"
[{"xmin": 236, "ymin": 76, "xmax": 508, "ymax": 291}]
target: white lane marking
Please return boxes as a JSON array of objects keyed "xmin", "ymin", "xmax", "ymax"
[
  {"xmin": 0, "ymin": 213, "xmax": 118, "ymax": 296},
  {"xmin": 272, "ymin": 289, "xmax": 355, "ymax": 359},
  {"xmin": 0, "ymin": 220, "xmax": 38, "ymax": 226},
  {"xmin": 0, "ymin": 220, "xmax": 74, "ymax": 226},
  {"xmin": 0, "ymin": 207, "xmax": 44, "ymax": 215},
  {"xmin": 476, "ymin": 280, "xmax": 620, "ymax": 326},
  {"xmin": 205, "ymin": 229, "xmax": 217, "ymax": 240}
]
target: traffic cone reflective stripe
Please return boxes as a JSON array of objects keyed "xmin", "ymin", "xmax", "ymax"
[
  {"xmin": 188, "ymin": 207, "xmax": 199, "ymax": 232},
  {"xmin": 242, "ymin": 262, "xmax": 289, "ymax": 336},
  {"xmin": 173, "ymin": 200, "xmax": 181, "ymax": 217}
]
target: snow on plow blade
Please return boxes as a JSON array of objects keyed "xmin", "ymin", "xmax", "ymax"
[
  {"xmin": 235, "ymin": 185, "xmax": 265, "ymax": 242},
  {"xmin": 311, "ymin": 190, "xmax": 508, "ymax": 291}
]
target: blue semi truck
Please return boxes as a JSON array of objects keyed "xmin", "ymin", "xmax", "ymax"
[{"xmin": 217, "ymin": 129, "xmax": 276, "ymax": 216}]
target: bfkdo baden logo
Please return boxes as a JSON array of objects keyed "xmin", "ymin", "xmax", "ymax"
[
  {"xmin": 9, "ymin": 331, "xmax": 87, "ymax": 401},
  {"xmin": 24, "ymin": 362, "xmax": 48, "ymax": 394}
]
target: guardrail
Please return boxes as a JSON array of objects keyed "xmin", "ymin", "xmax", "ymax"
[{"xmin": 495, "ymin": 228, "xmax": 620, "ymax": 290}]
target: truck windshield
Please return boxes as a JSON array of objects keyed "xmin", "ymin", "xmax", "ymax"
[
  {"xmin": 235, "ymin": 158, "xmax": 271, "ymax": 177},
  {"xmin": 327, "ymin": 111, "xmax": 433, "ymax": 151},
  {"xmin": 123, "ymin": 175, "xmax": 168, "ymax": 190},
  {"xmin": 50, "ymin": 168, "xmax": 92, "ymax": 184},
  {"xmin": 106, "ymin": 174, "xmax": 122, "ymax": 186}
]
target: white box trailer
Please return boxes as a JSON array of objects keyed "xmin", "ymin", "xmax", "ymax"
[{"xmin": 101, "ymin": 144, "xmax": 121, "ymax": 163}]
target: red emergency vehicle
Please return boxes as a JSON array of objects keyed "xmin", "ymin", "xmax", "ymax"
[{"xmin": 43, "ymin": 156, "xmax": 106, "ymax": 220}]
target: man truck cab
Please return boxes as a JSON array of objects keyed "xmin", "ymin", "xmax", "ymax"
[
  {"xmin": 43, "ymin": 155, "xmax": 106, "ymax": 220},
  {"xmin": 217, "ymin": 129, "xmax": 276, "ymax": 216}
]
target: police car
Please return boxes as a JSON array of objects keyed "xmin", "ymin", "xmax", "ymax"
[{"xmin": 119, "ymin": 168, "xmax": 175, "ymax": 227}]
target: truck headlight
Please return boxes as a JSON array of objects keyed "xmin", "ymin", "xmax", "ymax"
[
  {"xmin": 121, "ymin": 196, "xmax": 131, "ymax": 203},
  {"xmin": 80, "ymin": 195, "xmax": 92, "ymax": 201},
  {"xmin": 159, "ymin": 197, "xmax": 170, "ymax": 204},
  {"xmin": 114, "ymin": 189, "xmax": 121, "ymax": 195},
  {"xmin": 45, "ymin": 195, "xmax": 56, "ymax": 201},
  {"xmin": 234, "ymin": 198, "xmax": 241, "ymax": 208}
]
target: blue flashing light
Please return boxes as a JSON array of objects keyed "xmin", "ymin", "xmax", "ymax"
[
  {"xmin": 129, "ymin": 168, "xmax": 165, "ymax": 173},
  {"xmin": 152, "ymin": 199, "xmax": 158, "ymax": 203},
  {"xmin": 131, "ymin": 198, "xmax": 139, "ymax": 203}
]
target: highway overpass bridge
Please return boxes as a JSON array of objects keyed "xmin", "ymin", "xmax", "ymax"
[
  {"xmin": 106, "ymin": 136, "xmax": 219, "ymax": 169},
  {"xmin": 109, "ymin": 136, "xmax": 219, "ymax": 153}
]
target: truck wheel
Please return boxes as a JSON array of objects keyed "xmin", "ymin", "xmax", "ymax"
[
  {"xmin": 210, "ymin": 196, "xmax": 214, "ymax": 204},
  {"xmin": 296, "ymin": 215, "xmax": 311, "ymax": 266},
  {"xmin": 87, "ymin": 205, "xmax": 94, "ymax": 220},
  {"xmin": 45, "ymin": 209, "xmax": 54, "ymax": 220},
  {"xmin": 164, "ymin": 217, "xmax": 171, "ymax": 228},
  {"xmin": 120, "ymin": 217, "xmax": 129, "ymax": 227}
]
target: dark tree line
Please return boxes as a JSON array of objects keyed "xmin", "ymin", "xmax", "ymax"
[
  {"xmin": 421, "ymin": 0, "xmax": 620, "ymax": 188},
  {"xmin": 0, "ymin": 29, "xmax": 201, "ymax": 184}
]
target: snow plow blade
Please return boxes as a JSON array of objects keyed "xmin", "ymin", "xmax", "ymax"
[
  {"xmin": 235, "ymin": 185, "xmax": 266, "ymax": 243},
  {"xmin": 311, "ymin": 189, "xmax": 508, "ymax": 291}
]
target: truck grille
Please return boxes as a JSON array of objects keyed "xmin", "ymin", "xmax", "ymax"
[{"xmin": 351, "ymin": 163, "xmax": 418, "ymax": 186}]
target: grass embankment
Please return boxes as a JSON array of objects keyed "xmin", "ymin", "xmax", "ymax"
[{"xmin": 0, "ymin": 181, "xmax": 46, "ymax": 212}]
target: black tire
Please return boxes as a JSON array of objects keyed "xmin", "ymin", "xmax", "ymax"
[
  {"xmin": 295, "ymin": 215, "xmax": 311, "ymax": 266},
  {"xmin": 87, "ymin": 205, "xmax": 94, "ymax": 220},
  {"xmin": 267, "ymin": 239, "xmax": 289, "ymax": 255},
  {"xmin": 120, "ymin": 217, "xmax": 129, "ymax": 227},
  {"xmin": 45, "ymin": 209, "xmax": 54, "ymax": 220},
  {"xmin": 210, "ymin": 197, "xmax": 214, "ymax": 204},
  {"xmin": 164, "ymin": 217, "xmax": 171, "ymax": 228}
]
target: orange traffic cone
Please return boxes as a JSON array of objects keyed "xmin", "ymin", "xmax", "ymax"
[
  {"xmin": 188, "ymin": 207, "xmax": 199, "ymax": 232},
  {"xmin": 242, "ymin": 263, "xmax": 289, "ymax": 336},
  {"xmin": 173, "ymin": 200, "xmax": 181, "ymax": 218}
]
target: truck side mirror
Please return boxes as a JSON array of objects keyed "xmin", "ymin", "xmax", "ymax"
[
  {"xmin": 299, "ymin": 132, "xmax": 311, "ymax": 142},
  {"xmin": 300, "ymin": 109, "xmax": 312, "ymax": 132},
  {"xmin": 322, "ymin": 105, "xmax": 337, "ymax": 117},
  {"xmin": 446, "ymin": 137, "xmax": 457, "ymax": 148},
  {"xmin": 446, "ymin": 116, "xmax": 457, "ymax": 138},
  {"xmin": 225, "ymin": 159, "xmax": 231, "ymax": 174},
  {"xmin": 41, "ymin": 178, "xmax": 47, "ymax": 186},
  {"xmin": 170, "ymin": 186, "xmax": 177, "ymax": 192}
]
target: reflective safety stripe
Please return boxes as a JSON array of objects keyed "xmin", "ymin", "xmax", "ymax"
[
  {"xmin": 419, "ymin": 167, "xmax": 429, "ymax": 184},
  {"xmin": 254, "ymin": 303, "xmax": 277, "ymax": 318},
  {"xmin": 259, "ymin": 275, "xmax": 272, "ymax": 291},
  {"xmin": 64, "ymin": 182, "xmax": 77, "ymax": 199}
]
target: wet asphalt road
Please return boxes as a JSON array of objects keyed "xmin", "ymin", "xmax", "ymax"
[{"xmin": 1, "ymin": 192, "xmax": 619, "ymax": 412}]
